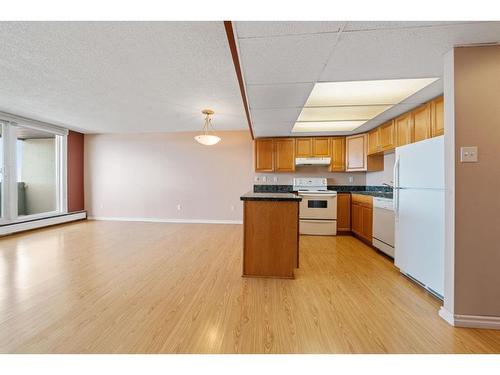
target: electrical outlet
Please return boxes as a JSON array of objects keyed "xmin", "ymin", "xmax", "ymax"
[
  {"xmin": 262, "ymin": 176, "xmax": 267, "ymax": 183},
  {"xmin": 273, "ymin": 176, "xmax": 278, "ymax": 182},
  {"xmin": 176, "ymin": 204, "xmax": 181, "ymax": 211},
  {"xmin": 254, "ymin": 176, "xmax": 260, "ymax": 182},
  {"xmin": 348, "ymin": 176, "xmax": 354, "ymax": 183},
  {"xmin": 460, "ymin": 146, "xmax": 478, "ymax": 163},
  {"xmin": 230, "ymin": 205, "xmax": 235, "ymax": 211}
]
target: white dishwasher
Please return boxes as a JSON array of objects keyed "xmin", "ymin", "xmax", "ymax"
[{"xmin": 372, "ymin": 197, "xmax": 395, "ymax": 258}]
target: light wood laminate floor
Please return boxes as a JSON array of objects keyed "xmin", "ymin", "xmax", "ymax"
[{"xmin": 1, "ymin": 220, "xmax": 500, "ymax": 353}]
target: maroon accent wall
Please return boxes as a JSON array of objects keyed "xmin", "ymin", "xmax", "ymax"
[{"xmin": 67, "ymin": 130, "xmax": 85, "ymax": 212}]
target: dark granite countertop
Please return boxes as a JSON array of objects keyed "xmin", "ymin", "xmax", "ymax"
[
  {"xmin": 253, "ymin": 184, "xmax": 393, "ymax": 199},
  {"xmin": 350, "ymin": 191, "xmax": 393, "ymax": 199},
  {"xmin": 240, "ymin": 191, "xmax": 302, "ymax": 202}
]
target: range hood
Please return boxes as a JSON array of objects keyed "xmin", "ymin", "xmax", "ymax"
[{"xmin": 295, "ymin": 157, "xmax": 331, "ymax": 166}]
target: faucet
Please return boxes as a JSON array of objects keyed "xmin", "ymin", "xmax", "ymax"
[{"xmin": 382, "ymin": 182, "xmax": 394, "ymax": 188}]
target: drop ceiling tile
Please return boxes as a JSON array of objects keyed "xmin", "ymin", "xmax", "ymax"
[
  {"xmin": 238, "ymin": 32, "xmax": 340, "ymax": 84},
  {"xmin": 320, "ymin": 22, "xmax": 500, "ymax": 82},
  {"xmin": 344, "ymin": 21, "xmax": 473, "ymax": 32},
  {"xmin": 251, "ymin": 107, "xmax": 302, "ymax": 124},
  {"xmin": 246, "ymin": 83, "xmax": 314, "ymax": 109},
  {"xmin": 253, "ymin": 121, "xmax": 294, "ymax": 137},
  {"xmin": 235, "ymin": 21, "xmax": 343, "ymax": 38}
]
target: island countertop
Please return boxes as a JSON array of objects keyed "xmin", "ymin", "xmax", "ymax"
[{"xmin": 240, "ymin": 191, "xmax": 302, "ymax": 202}]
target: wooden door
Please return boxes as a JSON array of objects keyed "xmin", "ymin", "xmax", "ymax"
[
  {"xmin": 361, "ymin": 206, "xmax": 373, "ymax": 243},
  {"xmin": 330, "ymin": 137, "xmax": 345, "ymax": 172},
  {"xmin": 345, "ymin": 134, "xmax": 367, "ymax": 171},
  {"xmin": 395, "ymin": 112, "xmax": 413, "ymax": 147},
  {"xmin": 412, "ymin": 103, "xmax": 432, "ymax": 143},
  {"xmin": 274, "ymin": 138, "xmax": 295, "ymax": 172},
  {"xmin": 431, "ymin": 96, "xmax": 444, "ymax": 137},
  {"xmin": 254, "ymin": 139, "xmax": 274, "ymax": 172},
  {"xmin": 336, "ymin": 193, "xmax": 351, "ymax": 231},
  {"xmin": 312, "ymin": 137, "xmax": 331, "ymax": 157},
  {"xmin": 379, "ymin": 120, "xmax": 396, "ymax": 151},
  {"xmin": 295, "ymin": 138, "xmax": 312, "ymax": 157},
  {"xmin": 367, "ymin": 128, "xmax": 380, "ymax": 155},
  {"xmin": 351, "ymin": 203, "xmax": 362, "ymax": 235}
]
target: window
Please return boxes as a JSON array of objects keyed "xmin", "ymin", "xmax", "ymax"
[{"xmin": 0, "ymin": 118, "xmax": 67, "ymax": 224}]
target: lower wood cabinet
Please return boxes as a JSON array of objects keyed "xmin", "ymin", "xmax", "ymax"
[
  {"xmin": 351, "ymin": 194, "xmax": 373, "ymax": 243},
  {"xmin": 336, "ymin": 193, "xmax": 351, "ymax": 231}
]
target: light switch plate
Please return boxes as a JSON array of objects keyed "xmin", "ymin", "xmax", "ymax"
[{"xmin": 460, "ymin": 146, "xmax": 478, "ymax": 163}]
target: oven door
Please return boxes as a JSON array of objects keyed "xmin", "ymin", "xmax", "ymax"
[{"xmin": 299, "ymin": 193, "xmax": 337, "ymax": 220}]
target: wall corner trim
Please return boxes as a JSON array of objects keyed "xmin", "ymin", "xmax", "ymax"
[
  {"xmin": 88, "ymin": 216, "xmax": 243, "ymax": 225},
  {"xmin": 439, "ymin": 307, "xmax": 500, "ymax": 330}
]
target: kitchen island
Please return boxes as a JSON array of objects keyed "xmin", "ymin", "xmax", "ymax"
[{"xmin": 240, "ymin": 192, "xmax": 301, "ymax": 279}]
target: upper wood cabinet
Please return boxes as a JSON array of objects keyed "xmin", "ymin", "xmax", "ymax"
[
  {"xmin": 274, "ymin": 138, "xmax": 296, "ymax": 172},
  {"xmin": 346, "ymin": 134, "xmax": 383, "ymax": 172},
  {"xmin": 379, "ymin": 120, "xmax": 396, "ymax": 151},
  {"xmin": 295, "ymin": 138, "xmax": 312, "ymax": 157},
  {"xmin": 431, "ymin": 96, "xmax": 444, "ymax": 137},
  {"xmin": 367, "ymin": 128, "xmax": 380, "ymax": 155},
  {"xmin": 312, "ymin": 137, "xmax": 331, "ymax": 157},
  {"xmin": 413, "ymin": 102, "xmax": 432, "ymax": 143},
  {"xmin": 329, "ymin": 137, "xmax": 345, "ymax": 172},
  {"xmin": 295, "ymin": 137, "xmax": 331, "ymax": 157},
  {"xmin": 346, "ymin": 134, "xmax": 367, "ymax": 171},
  {"xmin": 395, "ymin": 112, "xmax": 414, "ymax": 147},
  {"xmin": 254, "ymin": 139, "xmax": 274, "ymax": 172}
]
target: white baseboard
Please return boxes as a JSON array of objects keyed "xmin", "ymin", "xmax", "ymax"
[
  {"xmin": 0, "ymin": 212, "xmax": 87, "ymax": 236},
  {"xmin": 439, "ymin": 307, "xmax": 500, "ymax": 329},
  {"xmin": 88, "ymin": 216, "xmax": 243, "ymax": 225}
]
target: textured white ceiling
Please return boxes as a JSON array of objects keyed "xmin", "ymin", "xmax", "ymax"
[
  {"xmin": 0, "ymin": 21, "xmax": 247, "ymax": 133},
  {"xmin": 235, "ymin": 21, "xmax": 500, "ymax": 137}
]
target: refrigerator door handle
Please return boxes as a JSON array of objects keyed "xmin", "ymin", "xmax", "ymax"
[{"xmin": 394, "ymin": 156, "xmax": 400, "ymax": 216}]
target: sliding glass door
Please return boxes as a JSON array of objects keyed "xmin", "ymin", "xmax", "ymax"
[{"xmin": 0, "ymin": 119, "xmax": 67, "ymax": 224}]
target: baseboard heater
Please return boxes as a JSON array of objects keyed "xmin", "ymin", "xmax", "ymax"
[{"xmin": 0, "ymin": 211, "xmax": 87, "ymax": 236}]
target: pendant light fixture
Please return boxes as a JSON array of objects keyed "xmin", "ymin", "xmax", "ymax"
[{"xmin": 194, "ymin": 109, "xmax": 221, "ymax": 146}]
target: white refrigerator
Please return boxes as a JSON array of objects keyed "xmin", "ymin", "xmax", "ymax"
[{"xmin": 394, "ymin": 135, "xmax": 444, "ymax": 298}]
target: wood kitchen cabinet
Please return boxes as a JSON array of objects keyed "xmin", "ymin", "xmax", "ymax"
[
  {"xmin": 367, "ymin": 128, "xmax": 380, "ymax": 155},
  {"xmin": 295, "ymin": 138, "xmax": 312, "ymax": 157},
  {"xmin": 312, "ymin": 137, "xmax": 331, "ymax": 157},
  {"xmin": 351, "ymin": 194, "xmax": 373, "ymax": 244},
  {"xmin": 379, "ymin": 120, "xmax": 396, "ymax": 151},
  {"xmin": 329, "ymin": 137, "xmax": 345, "ymax": 172},
  {"xmin": 336, "ymin": 193, "xmax": 351, "ymax": 232},
  {"xmin": 295, "ymin": 137, "xmax": 331, "ymax": 157},
  {"xmin": 346, "ymin": 134, "xmax": 383, "ymax": 172},
  {"xmin": 395, "ymin": 112, "xmax": 414, "ymax": 147},
  {"xmin": 431, "ymin": 96, "xmax": 444, "ymax": 137},
  {"xmin": 412, "ymin": 102, "xmax": 432, "ymax": 143},
  {"xmin": 254, "ymin": 139, "xmax": 274, "ymax": 172},
  {"xmin": 274, "ymin": 138, "xmax": 296, "ymax": 172}
]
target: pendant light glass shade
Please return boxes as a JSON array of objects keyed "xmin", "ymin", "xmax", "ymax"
[{"xmin": 195, "ymin": 109, "xmax": 221, "ymax": 146}]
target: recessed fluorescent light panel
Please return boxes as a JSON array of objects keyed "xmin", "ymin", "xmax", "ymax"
[
  {"xmin": 293, "ymin": 77, "xmax": 439, "ymax": 133},
  {"xmin": 293, "ymin": 121, "xmax": 366, "ymax": 132}
]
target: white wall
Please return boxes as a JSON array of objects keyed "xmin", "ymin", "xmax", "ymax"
[
  {"xmin": 85, "ymin": 131, "xmax": 254, "ymax": 222},
  {"xmin": 365, "ymin": 153, "xmax": 395, "ymax": 186}
]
